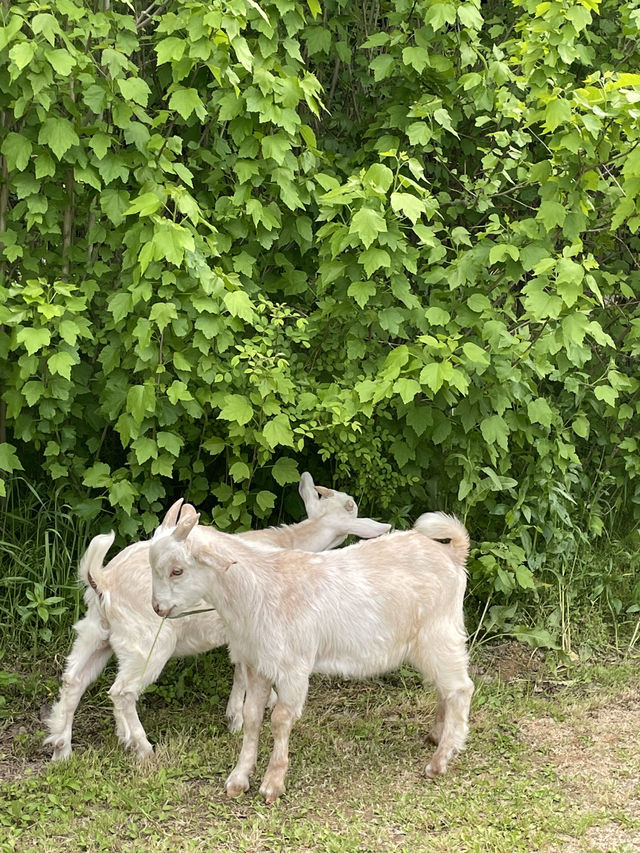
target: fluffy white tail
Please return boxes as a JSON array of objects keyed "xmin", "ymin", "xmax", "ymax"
[
  {"xmin": 413, "ymin": 512, "xmax": 470, "ymax": 568},
  {"xmin": 78, "ymin": 532, "xmax": 115, "ymax": 592}
]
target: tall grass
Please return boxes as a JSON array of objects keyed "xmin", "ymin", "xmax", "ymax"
[
  {"xmin": 468, "ymin": 532, "xmax": 640, "ymax": 659},
  {"xmin": 0, "ymin": 478, "xmax": 92, "ymax": 658}
]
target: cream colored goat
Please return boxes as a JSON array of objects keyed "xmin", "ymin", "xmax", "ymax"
[
  {"xmin": 45, "ymin": 474, "xmax": 389, "ymax": 761},
  {"xmin": 150, "ymin": 502, "xmax": 474, "ymax": 802}
]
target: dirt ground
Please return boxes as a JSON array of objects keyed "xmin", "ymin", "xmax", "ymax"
[
  {"xmin": 520, "ymin": 696, "xmax": 640, "ymax": 852},
  {"xmin": 478, "ymin": 643, "xmax": 640, "ymax": 853}
]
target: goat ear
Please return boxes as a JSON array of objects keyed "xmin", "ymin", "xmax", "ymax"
[
  {"xmin": 180, "ymin": 502, "xmax": 198, "ymax": 519},
  {"xmin": 299, "ymin": 472, "xmax": 320, "ymax": 514},
  {"xmin": 347, "ymin": 518, "xmax": 391, "ymax": 539},
  {"xmin": 192, "ymin": 541, "xmax": 236, "ymax": 572},
  {"xmin": 173, "ymin": 509, "xmax": 200, "ymax": 542},
  {"xmin": 315, "ymin": 485, "xmax": 334, "ymax": 498},
  {"xmin": 161, "ymin": 498, "xmax": 184, "ymax": 528}
]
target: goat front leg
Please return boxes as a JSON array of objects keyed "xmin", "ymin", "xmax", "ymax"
[
  {"xmin": 108, "ymin": 633, "xmax": 175, "ymax": 760},
  {"xmin": 225, "ymin": 666, "xmax": 272, "ymax": 798},
  {"xmin": 259, "ymin": 675, "xmax": 308, "ymax": 803}
]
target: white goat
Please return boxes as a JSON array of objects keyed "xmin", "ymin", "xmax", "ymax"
[
  {"xmin": 150, "ymin": 503, "xmax": 474, "ymax": 802},
  {"xmin": 45, "ymin": 474, "xmax": 390, "ymax": 761}
]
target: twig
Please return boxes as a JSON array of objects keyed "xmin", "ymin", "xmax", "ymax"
[
  {"xmin": 326, "ymin": 57, "xmax": 341, "ymax": 109},
  {"xmin": 137, "ymin": 1, "xmax": 170, "ymax": 30},
  {"xmin": 62, "ymin": 171, "xmax": 75, "ymax": 279}
]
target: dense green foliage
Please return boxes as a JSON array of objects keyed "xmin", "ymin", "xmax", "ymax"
[{"xmin": 1, "ymin": 0, "xmax": 639, "ymax": 642}]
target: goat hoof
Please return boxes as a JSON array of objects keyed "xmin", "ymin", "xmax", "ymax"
[
  {"xmin": 51, "ymin": 744, "xmax": 72, "ymax": 762},
  {"xmin": 425, "ymin": 743, "xmax": 458, "ymax": 779},
  {"xmin": 264, "ymin": 791, "xmax": 281, "ymax": 804},
  {"xmin": 129, "ymin": 740, "xmax": 153, "ymax": 761},
  {"xmin": 225, "ymin": 773, "xmax": 249, "ymax": 798},
  {"xmin": 226, "ymin": 714, "xmax": 243, "ymax": 734},
  {"xmin": 259, "ymin": 777, "xmax": 285, "ymax": 803},
  {"xmin": 136, "ymin": 747, "xmax": 154, "ymax": 762},
  {"xmin": 226, "ymin": 782, "xmax": 248, "ymax": 798},
  {"xmin": 424, "ymin": 759, "xmax": 445, "ymax": 779}
]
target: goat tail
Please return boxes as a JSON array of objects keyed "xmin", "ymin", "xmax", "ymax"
[
  {"xmin": 413, "ymin": 512, "xmax": 470, "ymax": 569},
  {"xmin": 78, "ymin": 532, "xmax": 115, "ymax": 594}
]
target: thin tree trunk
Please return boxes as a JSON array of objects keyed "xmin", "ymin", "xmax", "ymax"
[{"xmin": 62, "ymin": 170, "xmax": 75, "ymax": 279}]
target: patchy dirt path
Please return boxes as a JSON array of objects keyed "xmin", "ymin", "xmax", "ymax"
[
  {"xmin": 520, "ymin": 694, "xmax": 640, "ymax": 852},
  {"xmin": 470, "ymin": 644, "xmax": 640, "ymax": 852}
]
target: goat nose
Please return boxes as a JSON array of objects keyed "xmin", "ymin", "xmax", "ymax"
[{"xmin": 152, "ymin": 599, "xmax": 161, "ymax": 615}]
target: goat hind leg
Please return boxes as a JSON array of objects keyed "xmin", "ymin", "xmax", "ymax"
[
  {"xmin": 44, "ymin": 616, "xmax": 112, "ymax": 761},
  {"xmin": 226, "ymin": 662, "xmax": 278, "ymax": 734},
  {"xmin": 424, "ymin": 662, "xmax": 473, "ymax": 779},
  {"xmin": 225, "ymin": 663, "xmax": 247, "ymax": 733},
  {"xmin": 427, "ymin": 695, "xmax": 446, "ymax": 745},
  {"xmin": 413, "ymin": 640, "xmax": 473, "ymax": 778}
]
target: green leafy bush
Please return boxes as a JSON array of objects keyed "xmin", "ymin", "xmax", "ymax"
[{"xmin": 0, "ymin": 0, "xmax": 638, "ymax": 642}]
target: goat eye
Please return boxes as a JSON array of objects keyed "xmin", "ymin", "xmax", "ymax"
[{"xmin": 170, "ymin": 567, "xmax": 183, "ymax": 578}]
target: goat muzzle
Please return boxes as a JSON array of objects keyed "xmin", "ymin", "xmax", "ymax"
[{"xmin": 152, "ymin": 599, "xmax": 172, "ymax": 618}]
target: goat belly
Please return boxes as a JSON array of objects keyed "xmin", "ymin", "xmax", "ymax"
[{"xmin": 312, "ymin": 642, "xmax": 409, "ymax": 680}]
